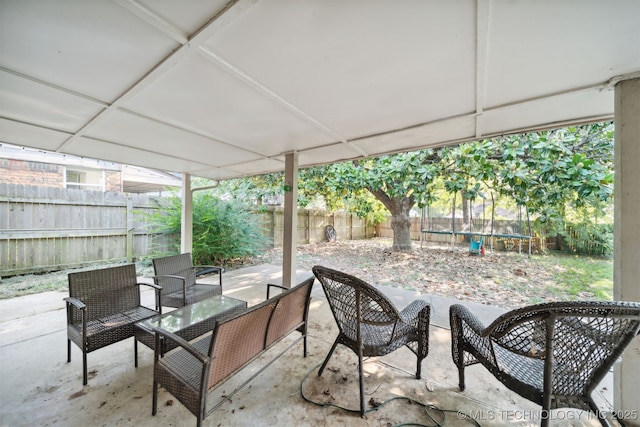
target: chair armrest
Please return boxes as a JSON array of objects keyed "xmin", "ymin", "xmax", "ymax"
[
  {"xmin": 152, "ymin": 274, "xmax": 188, "ymax": 299},
  {"xmin": 139, "ymin": 282, "xmax": 162, "ymax": 291},
  {"xmin": 64, "ymin": 297, "xmax": 86, "ymax": 310},
  {"xmin": 417, "ymin": 303, "xmax": 431, "ymax": 330},
  {"xmin": 267, "ymin": 283, "xmax": 287, "ymax": 299},
  {"xmin": 151, "ymin": 274, "xmax": 187, "ymax": 283},
  {"xmin": 64, "ymin": 297, "xmax": 87, "ymax": 328},
  {"xmin": 138, "ymin": 282, "xmax": 163, "ymax": 313},
  {"xmin": 194, "ymin": 265, "xmax": 225, "ymax": 274},
  {"xmin": 449, "ymin": 304, "xmax": 488, "ymax": 337},
  {"xmin": 153, "ymin": 328, "xmax": 209, "ymax": 364},
  {"xmin": 399, "ymin": 299, "xmax": 429, "ymax": 328}
]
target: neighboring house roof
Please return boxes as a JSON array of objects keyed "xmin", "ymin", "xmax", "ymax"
[{"xmin": 120, "ymin": 164, "xmax": 181, "ymax": 193}]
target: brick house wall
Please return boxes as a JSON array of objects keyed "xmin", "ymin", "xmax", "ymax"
[
  {"xmin": 0, "ymin": 158, "xmax": 122, "ymax": 191},
  {"xmin": 0, "ymin": 158, "xmax": 64, "ymax": 187},
  {"xmin": 105, "ymin": 170, "xmax": 122, "ymax": 192}
]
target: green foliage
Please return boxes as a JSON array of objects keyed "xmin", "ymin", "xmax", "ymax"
[
  {"xmin": 147, "ymin": 193, "xmax": 270, "ymax": 266},
  {"xmin": 562, "ymin": 222, "xmax": 613, "ymax": 257},
  {"xmin": 193, "ymin": 123, "xmax": 615, "ymax": 250}
]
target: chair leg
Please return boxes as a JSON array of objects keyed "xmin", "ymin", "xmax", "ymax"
[
  {"xmin": 458, "ymin": 366, "xmax": 465, "ymax": 391},
  {"xmin": 541, "ymin": 396, "xmax": 552, "ymax": 427},
  {"xmin": 303, "ymin": 334, "xmax": 307, "ymax": 358},
  {"xmin": 415, "ymin": 356, "xmax": 423, "ymax": 379},
  {"xmin": 67, "ymin": 339, "xmax": 71, "ymax": 363},
  {"xmin": 358, "ymin": 346, "xmax": 365, "ymax": 417},
  {"xmin": 134, "ymin": 338, "xmax": 138, "ymax": 368},
  {"xmin": 456, "ymin": 344, "xmax": 466, "ymax": 390},
  {"xmin": 540, "ymin": 410, "xmax": 550, "ymax": 427},
  {"xmin": 318, "ymin": 336, "xmax": 340, "ymax": 376},
  {"xmin": 152, "ymin": 379, "xmax": 158, "ymax": 416},
  {"xmin": 82, "ymin": 351, "xmax": 88, "ymax": 386},
  {"xmin": 587, "ymin": 398, "xmax": 612, "ymax": 427}
]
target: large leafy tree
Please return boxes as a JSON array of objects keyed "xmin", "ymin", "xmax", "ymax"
[
  {"xmin": 303, "ymin": 123, "xmax": 614, "ymax": 251},
  {"xmin": 207, "ymin": 123, "xmax": 614, "ymax": 252}
]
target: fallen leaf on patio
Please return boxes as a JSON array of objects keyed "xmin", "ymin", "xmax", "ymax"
[{"xmin": 166, "ymin": 399, "xmax": 173, "ymax": 406}]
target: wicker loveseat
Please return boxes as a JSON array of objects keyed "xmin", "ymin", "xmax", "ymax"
[
  {"xmin": 152, "ymin": 276, "xmax": 315, "ymax": 427},
  {"xmin": 450, "ymin": 301, "xmax": 640, "ymax": 427}
]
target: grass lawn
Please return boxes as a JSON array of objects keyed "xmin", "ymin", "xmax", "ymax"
[{"xmin": 539, "ymin": 253, "xmax": 613, "ymax": 300}]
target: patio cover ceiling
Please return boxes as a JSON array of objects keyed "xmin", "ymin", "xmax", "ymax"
[{"xmin": 1, "ymin": 0, "xmax": 639, "ymax": 181}]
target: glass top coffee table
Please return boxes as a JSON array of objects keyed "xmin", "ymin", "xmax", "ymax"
[{"xmin": 135, "ymin": 295, "xmax": 247, "ymax": 355}]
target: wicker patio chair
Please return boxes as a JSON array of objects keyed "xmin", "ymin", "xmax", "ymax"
[
  {"xmin": 311, "ymin": 265, "xmax": 431, "ymax": 416},
  {"xmin": 450, "ymin": 301, "xmax": 640, "ymax": 427},
  {"xmin": 152, "ymin": 253, "xmax": 223, "ymax": 309},
  {"xmin": 65, "ymin": 264, "xmax": 161, "ymax": 385}
]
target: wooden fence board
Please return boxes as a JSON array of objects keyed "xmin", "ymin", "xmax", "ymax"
[
  {"xmin": 0, "ymin": 185, "xmax": 478, "ymax": 277},
  {"xmin": 0, "ymin": 185, "xmax": 175, "ymax": 276}
]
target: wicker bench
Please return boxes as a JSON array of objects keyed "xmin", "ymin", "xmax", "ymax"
[{"xmin": 151, "ymin": 276, "xmax": 315, "ymax": 427}]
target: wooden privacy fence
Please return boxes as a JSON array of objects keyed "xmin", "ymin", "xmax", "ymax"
[
  {"xmin": 0, "ymin": 185, "xmax": 377, "ymax": 277},
  {"xmin": 0, "ymin": 184, "xmax": 554, "ymax": 278},
  {"xmin": 259, "ymin": 207, "xmax": 376, "ymax": 246},
  {"xmin": 0, "ymin": 184, "xmax": 173, "ymax": 277}
]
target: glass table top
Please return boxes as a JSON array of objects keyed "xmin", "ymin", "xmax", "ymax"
[{"xmin": 142, "ymin": 295, "xmax": 246, "ymax": 334}]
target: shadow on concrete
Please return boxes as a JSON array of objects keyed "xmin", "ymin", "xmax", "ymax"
[{"xmin": 0, "ymin": 264, "xmax": 615, "ymax": 426}]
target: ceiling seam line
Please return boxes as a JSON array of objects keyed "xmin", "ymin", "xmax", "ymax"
[
  {"xmin": 0, "ymin": 116, "xmax": 76, "ymax": 136},
  {"xmin": 78, "ymin": 135, "xmax": 215, "ymax": 169},
  {"xmin": 197, "ymin": 46, "xmax": 350, "ymax": 144},
  {"xmin": 475, "ymin": 0, "xmax": 491, "ymax": 138},
  {"xmin": 487, "ymin": 82, "xmax": 610, "ymax": 111},
  {"xmin": 197, "ymin": 46, "xmax": 368, "ymax": 156},
  {"xmin": 116, "ymin": 107, "xmax": 272, "ymax": 160},
  {"xmin": 113, "ymin": 0, "xmax": 188, "ymax": 44},
  {"xmin": 52, "ymin": 0, "xmax": 251, "ymax": 153},
  {"xmin": 0, "ymin": 66, "xmax": 110, "ymax": 107},
  {"xmin": 349, "ymin": 112, "xmax": 478, "ymax": 143}
]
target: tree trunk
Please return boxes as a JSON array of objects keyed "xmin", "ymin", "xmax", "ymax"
[
  {"xmin": 390, "ymin": 212, "xmax": 412, "ymax": 251},
  {"xmin": 368, "ymin": 189, "xmax": 415, "ymax": 251}
]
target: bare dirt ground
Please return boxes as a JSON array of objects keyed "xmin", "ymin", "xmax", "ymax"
[
  {"xmin": 252, "ymin": 237, "xmax": 579, "ymax": 309},
  {"xmin": 2, "ymin": 237, "xmax": 597, "ymax": 309}
]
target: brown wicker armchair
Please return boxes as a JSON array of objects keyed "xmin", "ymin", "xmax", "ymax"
[
  {"xmin": 450, "ymin": 301, "xmax": 640, "ymax": 427},
  {"xmin": 65, "ymin": 264, "xmax": 161, "ymax": 385},
  {"xmin": 312, "ymin": 265, "xmax": 431, "ymax": 416},
  {"xmin": 152, "ymin": 253, "xmax": 223, "ymax": 309}
]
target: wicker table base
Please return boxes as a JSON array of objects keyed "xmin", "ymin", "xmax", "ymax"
[{"xmin": 135, "ymin": 295, "xmax": 247, "ymax": 354}]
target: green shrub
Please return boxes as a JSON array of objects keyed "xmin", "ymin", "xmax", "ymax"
[
  {"xmin": 562, "ymin": 222, "xmax": 613, "ymax": 257},
  {"xmin": 147, "ymin": 193, "xmax": 270, "ymax": 266}
]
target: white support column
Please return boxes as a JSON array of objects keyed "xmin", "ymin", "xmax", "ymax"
[
  {"xmin": 181, "ymin": 173, "xmax": 193, "ymax": 255},
  {"xmin": 282, "ymin": 152, "xmax": 299, "ymax": 288},
  {"xmin": 614, "ymin": 77, "xmax": 640, "ymax": 426}
]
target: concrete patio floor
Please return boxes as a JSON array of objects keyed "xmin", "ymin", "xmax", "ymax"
[{"xmin": 0, "ymin": 264, "xmax": 618, "ymax": 427}]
